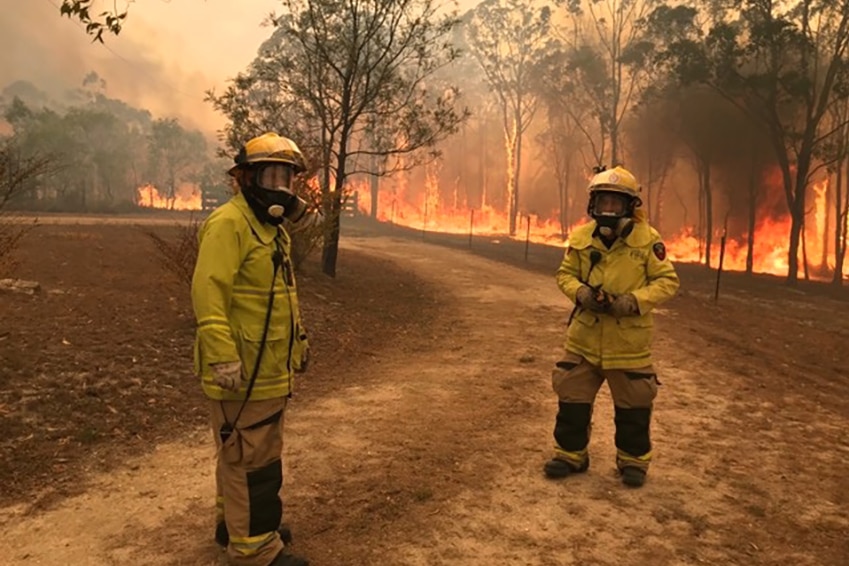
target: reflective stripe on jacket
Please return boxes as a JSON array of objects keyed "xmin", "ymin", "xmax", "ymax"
[
  {"xmin": 556, "ymin": 219, "xmax": 679, "ymax": 369},
  {"xmin": 191, "ymin": 192, "xmax": 307, "ymax": 401}
]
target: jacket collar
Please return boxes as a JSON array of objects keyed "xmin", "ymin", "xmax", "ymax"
[
  {"xmin": 231, "ymin": 192, "xmax": 279, "ymax": 245},
  {"xmin": 568, "ymin": 218, "xmax": 652, "ymax": 250}
]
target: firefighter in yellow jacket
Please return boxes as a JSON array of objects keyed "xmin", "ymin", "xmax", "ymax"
[
  {"xmin": 544, "ymin": 165, "xmax": 679, "ymax": 488},
  {"xmin": 192, "ymin": 133, "xmax": 321, "ymax": 566}
]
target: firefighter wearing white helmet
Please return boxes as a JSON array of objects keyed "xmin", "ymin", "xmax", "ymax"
[
  {"xmin": 192, "ymin": 132, "xmax": 316, "ymax": 566},
  {"xmin": 544, "ymin": 165, "xmax": 679, "ymax": 488}
]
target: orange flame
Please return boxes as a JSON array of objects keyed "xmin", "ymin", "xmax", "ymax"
[
  {"xmin": 137, "ymin": 183, "xmax": 202, "ymax": 211},
  {"xmin": 665, "ymin": 178, "xmax": 847, "ymax": 279},
  {"xmin": 354, "ymin": 175, "xmax": 848, "ymax": 280},
  {"xmin": 355, "ymin": 181, "xmax": 573, "ymax": 246}
]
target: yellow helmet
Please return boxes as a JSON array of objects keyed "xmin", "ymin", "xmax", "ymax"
[
  {"xmin": 587, "ymin": 165, "xmax": 641, "ymax": 199},
  {"xmin": 228, "ymin": 132, "xmax": 306, "ymax": 175}
]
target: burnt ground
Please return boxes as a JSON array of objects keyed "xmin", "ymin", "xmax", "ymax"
[
  {"xmin": 0, "ymin": 214, "xmax": 847, "ymax": 566},
  {"xmin": 0, "ymin": 219, "xmax": 440, "ymax": 512}
]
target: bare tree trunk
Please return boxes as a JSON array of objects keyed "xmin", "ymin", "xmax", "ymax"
[
  {"xmin": 786, "ymin": 176, "xmax": 808, "ymax": 285},
  {"xmin": 801, "ymin": 214, "xmax": 810, "ymax": 281},
  {"xmin": 459, "ymin": 121, "xmax": 466, "ymax": 208},
  {"xmin": 479, "ymin": 119, "xmax": 487, "ymax": 209},
  {"xmin": 561, "ymin": 160, "xmax": 571, "ymax": 238},
  {"xmin": 835, "ymin": 158, "xmax": 848, "ymax": 285},
  {"xmin": 322, "ymin": 125, "xmax": 343, "ymax": 278},
  {"xmin": 644, "ymin": 153, "xmax": 653, "ymax": 222},
  {"xmin": 821, "ymin": 176, "xmax": 831, "ymax": 270},
  {"xmin": 322, "ymin": 173, "xmax": 344, "ymax": 278},
  {"xmin": 653, "ymin": 161, "xmax": 672, "ymax": 234},
  {"xmin": 505, "ymin": 113, "xmax": 521, "ymax": 235},
  {"xmin": 785, "ymin": 150, "xmax": 815, "ymax": 285},
  {"xmin": 788, "ymin": 206, "xmax": 803, "ymax": 284},
  {"xmin": 510, "ymin": 107, "xmax": 523, "ymax": 235},
  {"xmin": 840, "ymin": 197, "xmax": 848, "ymax": 284},
  {"xmin": 746, "ymin": 157, "xmax": 758, "ymax": 275},
  {"xmin": 704, "ymin": 164, "xmax": 713, "ymax": 269},
  {"xmin": 653, "ymin": 182, "xmax": 665, "ymax": 234},
  {"xmin": 698, "ymin": 172, "xmax": 704, "ymax": 264},
  {"xmin": 369, "ymin": 134, "xmax": 379, "ymax": 218}
]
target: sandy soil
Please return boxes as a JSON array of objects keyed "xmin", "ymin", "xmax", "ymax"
[{"xmin": 0, "ymin": 222, "xmax": 847, "ymax": 566}]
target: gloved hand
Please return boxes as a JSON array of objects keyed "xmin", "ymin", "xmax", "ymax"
[
  {"xmin": 575, "ymin": 285, "xmax": 609, "ymax": 313},
  {"xmin": 609, "ymin": 293, "xmax": 640, "ymax": 318},
  {"xmin": 211, "ymin": 361, "xmax": 244, "ymax": 392},
  {"xmin": 292, "ymin": 325, "xmax": 310, "ymax": 373},
  {"xmin": 295, "ymin": 347, "xmax": 310, "ymax": 373}
]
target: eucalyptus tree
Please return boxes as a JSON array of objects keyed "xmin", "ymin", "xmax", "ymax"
[
  {"xmin": 466, "ymin": 0, "xmax": 555, "ymax": 235},
  {"xmin": 59, "ymin": 0, "xmax": 126, "ymax": 42},
  {"xmin": 645, "ymin": 0, "xmax": 849, "ymax": 284},
  {"xmin": 211, "ymin": 0, "xmax": 467, "ymax": 277},
  {"xmin": 147, "ymin": 118, "xmax": 207, "ymax": 210},
  {"xmin": 822, "ymin": 97, "xmax": 849, "ymax": 284},
  {"xmin": 555, "ymin": 0, "xmax": 660, "ymax": 167},
  {"xmin": 532, "ymin": 47, "xmax": 587, "ymax": 236}
]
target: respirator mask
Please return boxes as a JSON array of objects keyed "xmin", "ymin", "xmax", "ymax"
[
  {"xmin": 242, "ymin": 163, "xmax": 309, "ymax": 226},
  {"xmin": 588, "ymin": 190, "xmax": 639, "ymax": 239}
]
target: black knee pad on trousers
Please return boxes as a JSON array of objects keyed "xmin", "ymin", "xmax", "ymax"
[
  {"xmin": 614, "ymin": 406, "xmax": 652, "ymax": 456},
  {"xmin": 247, "ymin": 458, "xmax": 283, "ymax": 537},
  {"xmin": 554, "ymin": 402, "xmax": 593, "ymax": 452}
]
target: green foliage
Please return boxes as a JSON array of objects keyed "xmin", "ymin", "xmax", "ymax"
[
  {"xmin": 59, "ymin": 0, "xmax": 127, "ymax": 43},
  {"xmin": 551, "ymin": 0, "xmax": 663, "ymax": 165},
  {"xmin": 465, "ymin": 0, "xmax": 556, "ymax": 234},
  {"xmin": 1, "ymin": 86, "xmax": 212, "ymax": 213},
  {"xmin": 147, "ymin": 118, "xmax": 208, "ymax": 208},
  {"xmin": 641, "ymin": 0, "xmax": 849, "ymax": 281},
  {"xmin": 208, "ymin": 0, "xmax": 469, "ymax": 276}
]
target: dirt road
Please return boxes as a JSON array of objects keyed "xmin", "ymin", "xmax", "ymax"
[{"xmin": 1, "ymin": 234, "xmax": 847, "ymax": 566}]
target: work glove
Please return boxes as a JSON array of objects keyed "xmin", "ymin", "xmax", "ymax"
[
  {"xmin": 293, "ymin": 327, "xmax": 310, "ymax": 373},
  {"xmin": 211, "ymin": 361, "xmax": 244, "ymax": 392},
  {"xmin": 575, "ymin": 285, "xmax": 610, "ymax": 313},
  {"xmin": 609, "ymin": 293, "xmax": 640, "ymax": 318},
  {"xmin": 295, "ymin": 347, "xmax": 310, "ymax": 373}
]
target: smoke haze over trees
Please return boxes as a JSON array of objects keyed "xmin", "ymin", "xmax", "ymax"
[
  {"xmin": 0, "ymin": 79, "xmax": 222, "ymax": 212},
  {"xmin": 47, "ymin": 1, "xmax": 849, "ymax": 284}
]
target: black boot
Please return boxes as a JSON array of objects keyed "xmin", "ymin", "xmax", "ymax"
[
  {"xmin": 543, "ymin": 456, "xmax": 589, "ymax": 479},
  {"xmin": 621, "ymin": 467, "xmax": 646, "ymax": 488},
  {"xmin": 214, "ymin": 521, "xmax": 228, "ymax": 547},
  {"xmin": 269, "ymin": 550, "xmax": 309, "ymax": 566},
  {"xmin": 215, "ymin": 522, "xmax": 293, "ymax": 547}
]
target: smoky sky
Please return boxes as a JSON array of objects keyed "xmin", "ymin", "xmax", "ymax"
[{"xmin": 0, "ymin": 0, "xmax": 285, "ymax": 134}]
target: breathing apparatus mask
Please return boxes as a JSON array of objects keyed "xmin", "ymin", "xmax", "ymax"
[
  {"xmin": 241, "ymin": 163, "xmax": 310, "ymax": 227},
  {"xmin": 588, "ymin": 190, "xmax": 640, "ymax": 239},
  {"xmin": 229, "ymin": 132, "xmax": 311, "ymax": 227},
  {"xmin": 585, "ymin": 165, "xmax": 642, "ymax": 239}
]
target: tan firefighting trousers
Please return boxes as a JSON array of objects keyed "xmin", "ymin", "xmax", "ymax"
[
  {"xmin": 211, "ymin": 397, "xmax": 287, "ymax": 566},
  {"xmin": 551, "ymin": 352, "xmax": 658, "ymax": 471}
]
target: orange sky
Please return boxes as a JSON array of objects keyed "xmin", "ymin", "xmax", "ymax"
[{"xmin": 0, "ymin": 0, "xmax": 479, "ymax": 135}]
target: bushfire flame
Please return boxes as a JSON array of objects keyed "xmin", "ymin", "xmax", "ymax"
[
  {"xmin": 355, "ymin": 183, "xmax": 572, "ymax": 246},
  {"xmin": 137, "ymin": 184, "xmax": 202, "ymax": 211},
  {"xmin": 353, "ymin": 178, "xmax": 848, "ymax": 281}
]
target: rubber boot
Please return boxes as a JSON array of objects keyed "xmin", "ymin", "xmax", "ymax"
[
  {"xmin": 215, "ymin": 522, "xmax": 293, "ymax": 547},
  {"xmin": 268, "ymin": 550, "xmax": 309, "ymax": 566},
  {"xmin": 621, "ymin": 467, "xmax": 646, "ymax": 488},
  {"xmin": 543, "ymin": 456, "xmax": 589, "ymax": 479}
]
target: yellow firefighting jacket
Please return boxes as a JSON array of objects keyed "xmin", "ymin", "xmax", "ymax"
[
  {"xmin": 556, "ymin": 218, "xmax": 679, "ymax": 369},
  {"xmin": 191, "ymin": 192, "xmax": 309, "ymax": 401}
]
